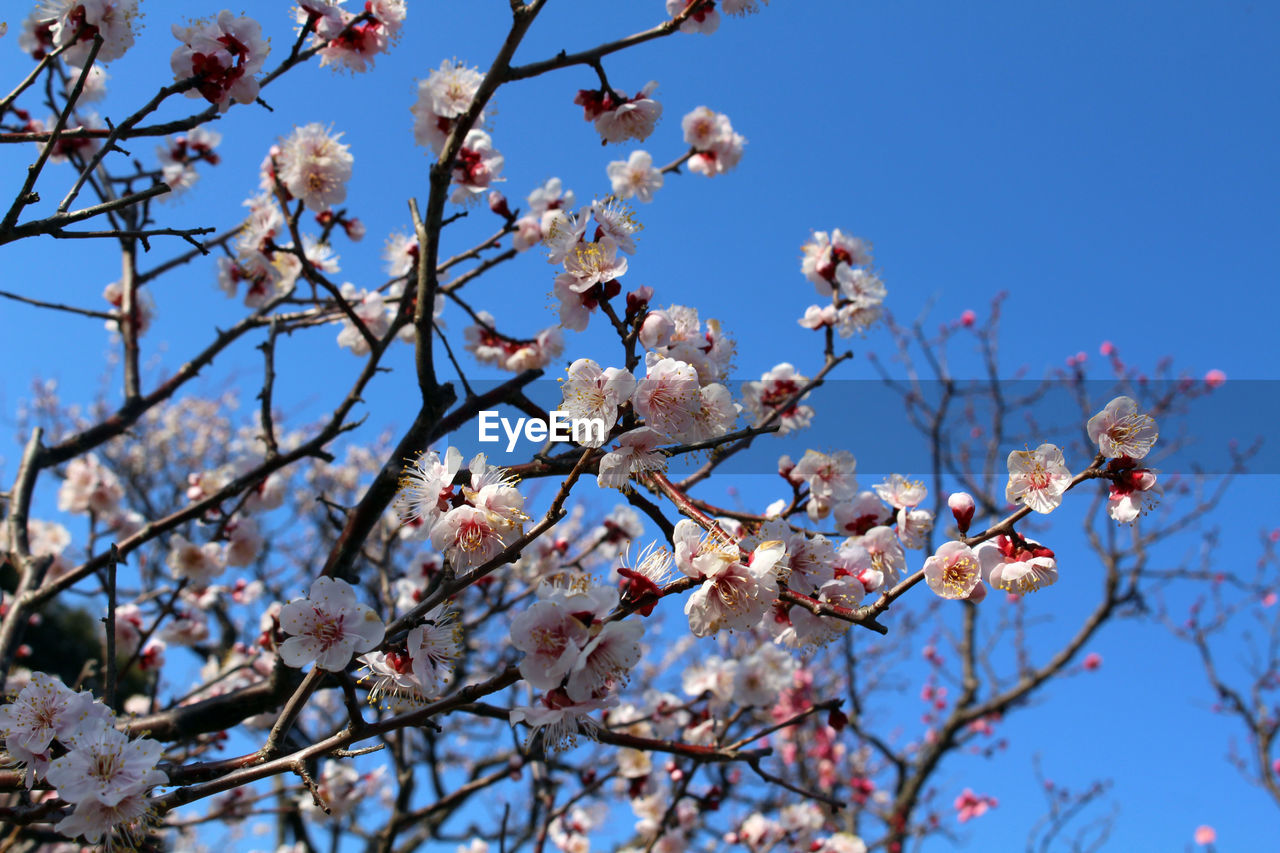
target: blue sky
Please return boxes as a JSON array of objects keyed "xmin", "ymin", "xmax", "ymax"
[{"xmin": 1, "ymin": 1, "xmax": 1278, "ymax": 849}]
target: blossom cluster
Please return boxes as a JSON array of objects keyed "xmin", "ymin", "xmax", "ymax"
[
  {"xmin": 170, "ymin": 10, "xmax": 270, "ymax": 111},
  {"xmin": 682, "ymin": 105, "xmax": 746, "ymax": 176},
  {"xmin": 397, "ymin": 446, "xmax": 529, "ymax": 571},
  {"xmin": 411, "ymin": 59, "xmax": 485, "ymax": 155},
  {"xmin": 0, "ymin": 674, "xmax": 167, "ymax": 846},
  {"xmin": 915, "ymin": 395, "xmax": 1162, "ymax": 602},
  {"xmin": 295, "ymin": 0, "xmax": 407, "ymax": 73},
  {"xmin": 575, "ymin": 81, "xmax": 664, "ymax": 145},
  {"xmin": 509, "ymin": 576, "xmax": 645, "ymax": 751},
  {"xmin": 798, "ymin": 228, "xmax": 887, "ymax": 337},
  {"xmin": 22, "ymin": 0, "xmax": 138, "ymax": 66}
]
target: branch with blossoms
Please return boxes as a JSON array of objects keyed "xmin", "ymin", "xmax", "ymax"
[{"xmin": 0, "ymin": 2, "xmax": 1261, "ymax": 852}]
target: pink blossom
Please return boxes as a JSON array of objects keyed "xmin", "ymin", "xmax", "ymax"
[
  {"xmin": 1087, "ymin": 396, "xmax": 1158, "ymax": 459},
  {"xmin": 596, "ymin": 427, "xmax": 668, "ymax": 489},
  {"xmin": 171, "ymin": 11, "xmax": 269, "ymax": 111},
  {"xmin": 589, "ymin": 82, "xmax": 663, "ymax": 144},
  {"xmin": 46, "ymin": 724, "xmax": 167, "ymax": 807},
  {"xmin": 1194, "ymin": 825, "xmax": 1216, "ymax": 845},
  {"xmin": 923, "ymin": 542, "xmax": 982, "ymax": 600},
  {"xmin": 279, "ymin": 576, "xmax": 385, "ymax": 671},
  {"xmin": 953, "ymin": 788, "xmax": 996, "ymax": 822},
  {"xmin": 44, "ymin": 0, "xmax": 138, "ymax": 65},
  {"xmin": 742, "ymin": 363, "xmax": 813, "ymax": 434},
  {"xmin": 607, "ymin": 150, "xmax": 664, "ymax": 202},
  {"xmin": 450, "ymin": 130, "xmax": 504, "ymax": 203},
  {"xmin": 275, "ymin": 123, "xmax": 354, "ymax": 212},
  {"xmin": 1006, "ymin": 444, "xmax": 1071, "ymax": 514}
]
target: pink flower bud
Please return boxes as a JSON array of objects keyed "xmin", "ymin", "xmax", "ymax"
[
  {"xmin": 960, "ymin": 309, "xmax": 976, "ymax": 327},
  {"xmin": 1204, "ymin": 368, "xmax": 1226, "ymax": 389},
  {"xmin": 948, "ymin": 491, "xmax": 975, "ymax": 533},
  {"xmin": 343, "ymin": 217, "xmax": 365, "ymax": 241},
  {"xmin": 1100, "ymin": 340, "xmax": 1116, "ymax": 356},
  {"xmin": 1083, "ymin": 652, "xmax": 1102, "ymax": 671},
  {"xmin": 488, "ymin": 191, "xmax": 512, "ymax": 218}
]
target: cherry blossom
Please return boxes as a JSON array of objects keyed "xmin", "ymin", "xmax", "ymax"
[
  {"xmin": 306, "ymin": 0, "xmax": 406, "ymax": 72},
  {"xmin": 923, "ymin": 541, "xmax": 981, "ymax": 600},
  {"xmin": 42, "ymin": 0, "xmax": 138, "ymax": 65},
  {"xmin": 682, "ymin": 107, "xmax": 746, "ymax": 176},
  {"xmin": 462, "ymin": 453, "xmax": 529, "ymax": 531},
  {"xmin": 1006, "ymin": 443, "xmax": 1071, "ymax": 514},
  {"xmin": 360, "ymin": 606, "xmax": 460, "ymax": 706},
  {"xmin": 408, "ymin": 606, "xmax": 463, "ymax": 697},
  {"xmin": 1087, "ymin": 395, "xmax": 1158, "ymax": 460},
  {"xmin": 668, "ymin": 0, "xmax": 721, "ymax": 33},
  {"xmin": 616, "ymin": 541, "xmax": 673, "ymax": 614},
  {"xmin": 684, "ymin": 539, "xmax": 785, "ymax": 637},
  {"xmin": 801, "ymin": 229, "xmax": 873, "ymax": 296},
  {"xmin": 590, "ymin": 197, "xmax": 642, "ymax": 254},
  {"xmin": 171, "ymin": 11, "xmax": 269, "ymax": 111},
  {"xmin": 450, "ymin": 129, "xmax": 504, "ymax": 203},
  {"xmin": 0, "ymin": 673, "xmax": 112, "ymax": 786},
  {"xmin": 464, "ymin": 312, "xmax": 564, "ymax": 372},
  {"xmin": 742, "ymin": 363, "xmax": 814, "ymax": 434},
  {"xmin": 45, "ymin": 724, "xmax": 167, "ymax": 808},
  {"xmin": 422, "ymin": 59, "xmax": 485, "ymax": 119},
  {"xmin": 560, "ymin": 358, "xmax": 635, "ymax": 447},
  {"xmin": 156, "ymin": 126, "xmax": 221, "ymax": 198},
  {"xmin": 896, "ymin": 506, "xmax": 934, "ymax": 550},
  {"xmin": 788, "ymin": 449, "xmax": 859, "ymax": 521},
  {"xmin": 276, "ymin": 123, "xmax": 354, "ymax": 212},
  {"xmin": 558, "ymin": 237, "xmax": 629, "ymax": 292},
  {"xmin": 165, "ymin": 532, "xmax": 225, "ymax": 586},
  {"xmin": 874, "ymin": 474, "xmax": 927, "ymax": 509},
  {"xmin": 102, "ymin": 279, "xmax": 154, "ymax": 338},
  {"xmin": 607, "ymin": 150, "xmax": 664, "ymax": 202},
  {"xmin": 299, "ymin": 761, "xmax": 375, "ymax": 819},
  {"xmin": 799, "ymin": 303, "xmax": 838, "ymax": 330},
  {"xmin": 1107, "ymin": 460, "xmax": 1160, "ymax": 523},
  {"xmin": 583, "ymin": 82, "xmax": 663, "ymax": 144},
  {"xmin": 982, "ymin": 536, "xmax": 1058, "ymax": 594},
  {"xmin": 633, "ymin": 357, "xmax": 699, "ymax": 440},
  {"xmin": 509, "ymin": 689, "xmax": 616, "ymax": 753},
  {"xmin": 57, "ymin": 453, "xmax": 123, "ymax": 516},
  {"xmin": 56, "ymin": 791, "xmax": 155, "ymax": 848},
  {"xmin": 225, "ymin": 516, "xmax": 264, "ymax": 567},
  {"xmin": 279, "ymin": 576, "xmax": 386, "ymax": 671},
  {"xmin": 640, "ymin": 304, "xmax": 735, "ymax": 382},
  {"xmin": 954, "ymin": 788, "xmax": 997, "ymax": 822},
  {"xmin": 396, "ymin": 446, "xmax": 463, "ymax": 529},
  {"xmin": 597, "ymin": 427, "xmax": 668, "ymax": 489},
  {"xmin": 832, "ymin": 265, "xmax": 888, "ymax": 337},
  {"xmin": 566, "ymin": 619, "xmax": 644, "ymax": 701}
]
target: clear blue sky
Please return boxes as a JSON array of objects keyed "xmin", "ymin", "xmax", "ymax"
[{"xmin": 1, "ymin": 1, "xmax": 1277, "ymax": 849}]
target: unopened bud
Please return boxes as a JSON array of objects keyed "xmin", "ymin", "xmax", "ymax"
[
  {"xmin": 343, "ymin": 217, "xmax": 366, "ymax": 241},
  {"xmin": 488, "ymin": 191, "xmax": 512, "ymax": 219},
  {"xmin": 948, "ymin": 491, "xmax": 975, "ymax": 534}
]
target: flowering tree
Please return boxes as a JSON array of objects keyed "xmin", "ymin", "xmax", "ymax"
[{"xmin": 0, "ymin": 2, "xmax": 1263, "ymax": 852}]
